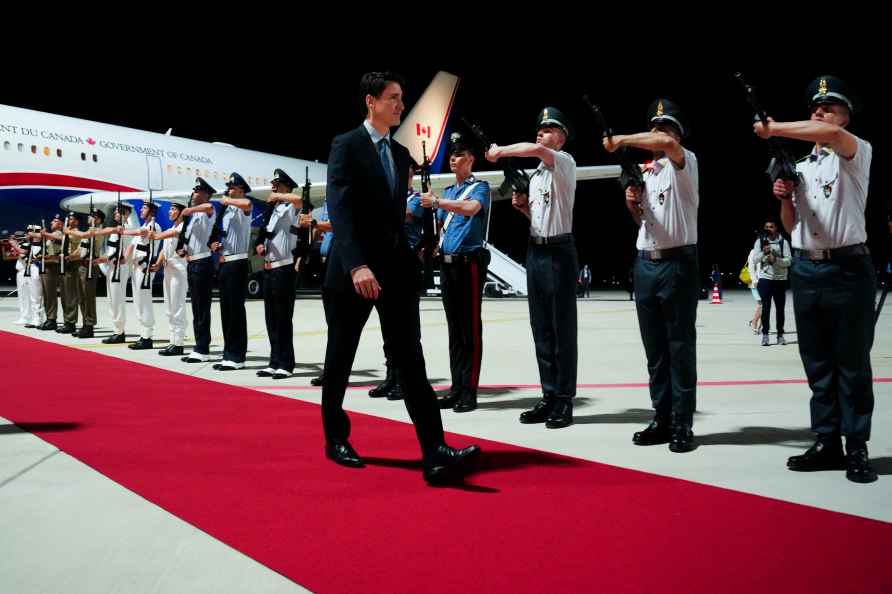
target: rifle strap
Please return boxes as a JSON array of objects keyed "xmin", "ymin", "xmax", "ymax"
[{"xmin": 439, "ymin": 182, "xmax": 482, "ymax": 249}]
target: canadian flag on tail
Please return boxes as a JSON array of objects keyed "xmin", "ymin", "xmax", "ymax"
[{"xmin": 393, "ymin": 71, "xmax": 460, "ymax": 168}]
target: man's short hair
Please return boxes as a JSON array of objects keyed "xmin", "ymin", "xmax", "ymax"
[{"xmin": 359, "ymin": 71, "xmax": 405, "ymax": 115}]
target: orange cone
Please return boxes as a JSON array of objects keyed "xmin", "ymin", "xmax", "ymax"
[{"xmin": 710, "ymin": 283, "xmax": 722, "ymax": 304}]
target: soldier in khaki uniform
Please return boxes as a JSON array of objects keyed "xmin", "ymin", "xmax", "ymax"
[
  {"xmin": 38, "ymin": 214, "xmax": 64, "ymax": 331},
  {"xmin": 65, "ymin": 209, "xmax": 106, "ymax": 338},
  {"xmin": 56, "ymin": 213, "xmax": 82, "ymax": 334}
]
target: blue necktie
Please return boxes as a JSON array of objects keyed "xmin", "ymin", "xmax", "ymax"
[{"xmin": 378, "ymin": 138, "xmax": 395, "ymax": 195}]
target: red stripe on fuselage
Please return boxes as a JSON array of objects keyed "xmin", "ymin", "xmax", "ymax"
[{"xmin": 0, "ymin": 173, "xmax": 140, "ymax": 193}]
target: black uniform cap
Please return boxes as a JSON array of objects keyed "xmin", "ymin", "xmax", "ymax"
[
  {"xmin": 270, "ymin": 168, "xmax": 297, "ymax": 190},
  {"xmin": 806, "ymin": 75, "xmax": 861, "ymax": 114},
  {"xmin": 225, "ymin": 172, "xmax": 251, "ymax": 194},
  {"xmin": 647, "ymin": 98, "xmax": 688, "ymax": 137},
  {"xmin": 193, "ymin": 177, "xmax": 217, "ymax": 195},
  {"xmin": 536, "ymin": 106, "xmax": 574, "ymax": 141}
]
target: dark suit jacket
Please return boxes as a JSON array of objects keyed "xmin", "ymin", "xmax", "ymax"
[{"xmin": 324, "ymin": 124, "xmax": 416, "ymax": 291}]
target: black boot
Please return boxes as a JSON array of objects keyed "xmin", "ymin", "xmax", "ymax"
[
  {"xmin": 75, "ymin": 326, "xmax": 94, "ymax": 339},
  {"xmin": 438, "ymin": 387, "xmax": 461, "ymax": 409},
  {"xmin": 633, "ymin": 416, "xmax": 672, "ymax": 445},
  {"xmin": 453, "ymin": 391, "xmax": 477, "ymax": 413},
  {"xmin": 310, "ymin": 373, "xmax": 325, "ymax": 386},
  {"xmin": 545, "ymin": 399, "xmax": 573, "ymax": 429},
  {"xmin": 128, "ymin": 337, "xmax": 154, "ymax": 350},
  {"xmin": 787, "ymin": 434, "xmax": 846, "ymax": 472},
  {"xmin": 519, "ymin": 396, "xmax": 555, "ymax": 424},
  {"xmin": 669, "ymin": 425, "xmax": 696, "ymax": 453},
  {"xmin": 845, "ymin": 446, "xmax": 878, "ymax": 484},
  {"xmin": 369, "ymin": 364, "xmax": 395, "ymax": 398},
  {"xmin": 39, "ymin": 320, "xmax": 58, "ymax": 331}
]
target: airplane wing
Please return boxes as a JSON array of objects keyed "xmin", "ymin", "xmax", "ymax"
[{"xmin": 422, "ymin": 164, "xmax": 621, "ymax": 199}]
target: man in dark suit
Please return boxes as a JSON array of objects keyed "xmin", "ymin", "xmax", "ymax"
[{"xmin": 322, "ymin": 71, "xmax": 480, "ymax": 485}]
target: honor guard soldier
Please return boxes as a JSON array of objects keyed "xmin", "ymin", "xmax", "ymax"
[
  {"xmin": 421, "ymin": 132, "xmax": 491, "ymax": 413},
  {"xmin": 24, "ymin": 225, "xmax": 46, "ymax": 328},
  {"xmin": 10, "ymin": 231, "xmax": 31, "ymax": 325},
  {"xmin": 56, "ymin": 213, "xmax": 82, "ymax": 335},
  {"xmin": 758, "ymin": 76, "xmax": 877, "ymax": 483},
  {"xmin": 123, "ymin": 201, "xmax": 162, "ymax": 349},
  {"xmin": 180, "ymin": 178, "xmax": 218, "ymax": 362},
  {"xmin": 604, "ymin": 98, "xmax": 700, "ymax": 453},
  {"xmin": 150, "ymin": 202, "xmax": 190, "ymax": 356},
  {"xmin": 212, "ymin": 172, "xmax": 254, "ymax": 370},
  {"xmin": 66, "ymin": 209, "xmax": 106, "ymax": 338},
  {"xmin": 37, "ymin": 213, "xmax": 65, "ymax": 331},
  {"xmin": 92, "ymin": 203, "xmax": 134, "ymax": 344},
  {"xmin": 486, "ymin": 107, "xmax": 578, "ymax": 429},
  {"xmin": 255, "ymin": 168, "xmax": 300, "ymax": 380}
]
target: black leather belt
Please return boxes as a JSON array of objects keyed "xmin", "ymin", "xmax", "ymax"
[
  {"xmin": 529, "ymin": 233, "xmax": 573, "ymax": 246},
  {"xmin": 793, "ymin": 244, "xmax": 870, "ymax": 261},
  {"xmin": 441, "ymin": 252, "xmax": 480, "ymax": 264},
  {"xmin": 639, "ymin": 245, "xmax": 697, "ymax": 261}
]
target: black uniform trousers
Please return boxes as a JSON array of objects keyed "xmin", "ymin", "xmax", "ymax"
[
  {"xmin": 526, "ymin": 239, "xmax": 578, "ymax": 400},
  {"xmin": 441, "ymin": 252, "xmax": 488, "ymax": 397},
  {"xmin": 187, "ymin": 258, "xmax": 214, "ymax": 355},
  {"xmin": 791, "ymin": 255, "xmax": 875, "ymax": 444},
  {"xmin": 263, "ymin": 265, "xmax": 296, "ymax": 372},
  {"xmin": 321, "ymin": 267, "xmax": 444, "ymax": 458},
  {"xmin": 218, "ymin": 259, "xmax": 249, "ymax": 363},
  {"xmin": 633, "ymin": 248, "xmax": 699, "ymax": 427},
  {"xmin": 757, "ymin": 278, "xmax": 788, "ymax": 336}
]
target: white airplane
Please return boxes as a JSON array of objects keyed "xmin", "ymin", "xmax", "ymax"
[{"xmin": 1, "ymin": 71, "xmax": 620, "ymax": 234}]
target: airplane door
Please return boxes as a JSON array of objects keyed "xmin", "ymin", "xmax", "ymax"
[{"xmin": 145, "ymin": 156, "xmax": 164, "ymax": 190}]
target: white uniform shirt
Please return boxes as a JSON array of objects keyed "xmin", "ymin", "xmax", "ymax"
[
  {"xmin": 791, "ymin": 137, "xmax": 872, "ymax": 250},
  {"xmin": 133, "ymin": 220, "xmax": 162, "ymax": 268},
  {"xmin": 163, "ymin": 223, "xmax": 187, "ymax": 272},
  {"xmin": 264, "ymin": 203, "xmax": 298, "ymax": 262},
  {"xmin": 636, "ymin": 148, "xmax": 699, "ymax": 251},
  {"xmin": 185, "ymin": 210, "xmax": 215, "ymax": 257},
  {"xmin": 221, "ymin": 205, "xmax": 252, "ymax": 256},
  {"xmin": 528, "ymin": 150, "xmax": 576, "ymax": 238}
]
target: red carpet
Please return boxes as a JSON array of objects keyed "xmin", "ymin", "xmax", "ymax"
[{"xmin": 2, "ymin": 330, "xmax": 891, "ymax": 594}]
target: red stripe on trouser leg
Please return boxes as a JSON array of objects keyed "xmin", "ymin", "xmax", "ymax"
[{"xmin": 470, "ymin": 259, "xmax": 481, "ymax": 389}]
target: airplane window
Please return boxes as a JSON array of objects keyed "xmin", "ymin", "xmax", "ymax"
[
  {"xmin": 92, "ymin": 154, "xmax": 98, "ymax": 163},
  {"xmin": 18, "ymin": 143, "xmax": 24, "ymax": 152},
  {"xmin": 167, "ymin": 165, "xmax": 173, "ymax": 173},
  {"xmin": 81, "ymin": 153, "xmax": 86, "ymax": 161},
  {"xmin": 57, "ymin": 149, "xmax": 63, "ymax": 158},
  {"xmin": 31, "ymin": 145, "xmax": 37, "ymax": 154},
  {"xmin": 3, "ymin": 141, "xmax": 9, "ymax": 150},
  {"xmin": 43, "ymin": 147, "xmax": 50, "ymax": 156},
  {"xmin": 177, "ymin": 167, "xmax": 183, "ymax": 175}
]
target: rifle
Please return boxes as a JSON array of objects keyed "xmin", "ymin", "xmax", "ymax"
[
  {"xmin": 460, "ymin": 117, "xmax": 530, "ymax": 197},
  {"xmin": 734, "ymin": 72, "xmax": 800, "ymax": 185},
  {"xmin": 419, "ymin": 140, "xmax": 436, "ymax": 290},
  {"xmin": 86, "ymin": 196, "xmax": 96, "ymax": 280},
  {"xmin": 40, "ymin": 218, "xmax": 46, "ymax": 275},
  {"xmin": 140, "ymin": 191, "xmax": 156, "ymax": 290},
  {"xmin": 294, "ymin": 167, "xmax": 313, "ymax": 271},
  {"xmin": 111, "ymin": 193, "xmax": 123, "ymax": 283},
  {"xmin": 23, "ymin": 232, "xmax": 32, "ymax": 278},
  {"xmin": 582, "ymin": 95, "xmax": 645, "ymax": 190},
  {"xmin": 60, "ymin": 212, "xmax": 70, "ymax": 275}
]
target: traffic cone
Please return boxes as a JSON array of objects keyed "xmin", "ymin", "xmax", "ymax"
[{"xmin": 710, "ymin": 283, "xmax": 722, "ymax": 304}]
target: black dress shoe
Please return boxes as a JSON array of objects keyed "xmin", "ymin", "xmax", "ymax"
[
  {"xmin": 325, "ymin": 441, "xmax": 364, "ymax": 468},
  {"xmin": 39, "ymin": 320, "xmax": 57, "ymax": 331},
  {"xmin": 438, "ymin": 390, "xmax": 461, "ymax": 409},
  {"xmin": 102, "ymin": 333, "xmax": 125, "ymax": 344},
  {"xmin": 24, "ymin": 324, "xmax": 37, "ymax": 329},
  {"xmin": 75, "ymin": 326, "xmax": 94, "ymax": 339},
  {"xmin": 546, "ymin": 400, "xmax": 573, "ymax": 429},
  {"xmin": 369, "ymin": 366, "xmax": 396, "ymax": 398},
  {"xmin": 787, "ymin": 436, "xmax": 846, "ymax": 472},
  {"xmin": 423, "ymin": 444, "xmax": 482, "ymax": 486},
  {"xmin": 519, "ymin": 397, "xmax": 554, "ymax": 424},
  {"xmin": 669, "ymin": 426, "xmax": 696, "ymax": 453},
  {"xmin": 128, "ymin": 338, "xmax": 154, "ymax": 350},
  {"xmin": 453, "ymin": 392, "xmax": 477, "ymax": 413},
  {"xmin": 158, "ymin": 345, "xmax": 184, "ymax": 356},
  {"xmin": 385, "ymin": 383, "xmax": 404, "ymax": 401},
  {"xmin": 56, "ymin": 324, "xmax": 76, "ymax": 334},
  {"xmin": 845, "ymin": 449, "xmax": 878, "ymax": 484},
  {"xmin": 310, "ymin": 374, "xmax": 325, "ymax": 386},
  {"xmin": 633, "ymin": 418, "xmax": 672, "ymax": 445},
  {"xmin": 256, "ymin": 368, "xmax": 275, "ymax": 377}
]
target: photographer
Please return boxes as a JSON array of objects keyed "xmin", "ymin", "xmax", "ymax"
[{"xmin": 754, "ymin": 218, "xmax": 792, "ymax": 346}]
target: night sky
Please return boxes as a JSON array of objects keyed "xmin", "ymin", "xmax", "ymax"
[{"xmin": 4, "ymin": 45, "xmax": 888, "ymax": 287}]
